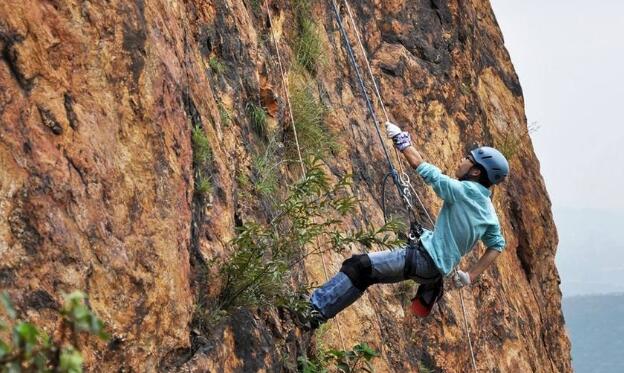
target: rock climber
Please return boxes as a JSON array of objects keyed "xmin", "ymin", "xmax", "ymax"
[{"xmin": 302, "ymin": 121, "xmax": 509, "ymax": 329}]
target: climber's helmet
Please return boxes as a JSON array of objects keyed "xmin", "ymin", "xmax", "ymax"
[{"xmin": 469, "ymin": 146, "xmax": 509, "ymax": 185}]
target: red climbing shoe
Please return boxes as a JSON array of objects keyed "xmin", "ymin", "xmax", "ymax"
[{"xmin": 410, "ymin": 278, "xmax": 444, "ymax": 317}]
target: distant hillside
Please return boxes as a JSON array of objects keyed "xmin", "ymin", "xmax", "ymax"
[
  {"xmin": 555, "ymin": 207, "xmax": 624, "ymax": 296},
  {"xmin": 563, "ymin": 293, "xmax": 624, "ymax": 372}
]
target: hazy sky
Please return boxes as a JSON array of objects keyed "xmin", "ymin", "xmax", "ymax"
[
  {"xmin": 489, "ymin": 0, "xmax": 624, "ymax": 296},
  {"xmin": 490, "ymin": 0, "xmax": 624, "ymax": 210}
]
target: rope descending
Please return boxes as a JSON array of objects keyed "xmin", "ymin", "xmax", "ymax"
[{"xmin": 329, "ymin": 0, "xmax": 424, "ymax": 229}]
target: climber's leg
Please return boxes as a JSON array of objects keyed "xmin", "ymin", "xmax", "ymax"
[
  {"xmin": 310, "ymin": 245, "xmax": 441, "ymax": 321},
  {"xmin": 311, "ymin": 248, "xmax": 408, "ymax": 319},
  {"xmin": 368, "ymin": 247, "xmax": 410, "ymax": 284},
  {"xmin": 310, "ymin": 249, "xmax": 410, "ymax": 319},
  {"xmin": 311, "ymin": 254, "xmax": 372, "ymax": 319}
]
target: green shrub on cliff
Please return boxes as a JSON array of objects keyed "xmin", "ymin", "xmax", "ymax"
[
  {"xmin": 295, "ymin": 19, "xmax": 324, "ymax": 73},
  {"xmin": 293, "ymin": 0, "xmax": 324, "ymax": 73},
  {"xmin": 191, "ymin": 125, "xmax": 214, "ymax": 197},
  {"xmin": 247, "ymin": 102, "xmax": 269, "ymax": 138},
  {"xmin": 216, "ymin": 159, "xmax": 403, "ymax": 312},
  {"xmin": 417, "ymin": 361, "xmax": 435, "ymax": 373},
  {"xmin": 252, "ymin": 136, "xmax": 283, "ymax": 199},
  {"xmin": 217, "ymin": 101, "xmax": 231, "ymax": 127},
  {"xmin": 0, "ymin": 291, "xmax": 108, "ymax": 372},
  {"xmin": 208, "ymin": 56, "xmax": 226, "ymax": 75},
  {"xmin": 288, "ymin": 71, "xmax": 335, "ymax": 158},
  {"xmin": 249, "ymin": 0, "xmax": 262, "ymax": 14},
  {"xmin": 298, "ymin": 342, "xmax": 380, "ymax": 373},
  {"xmin": 192, "ymin": 125, "xmax": 212, "ymax": 167}
]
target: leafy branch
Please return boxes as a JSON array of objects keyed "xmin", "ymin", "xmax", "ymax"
[
  {"xmin": 0, "ymin": 291, "xmax": 108, "ymax": 372},
  {"xmin": 216, "ymin": 159, "xmax": 404, "ymax": 314},
  {"xmin": 298, "ymin": 343, "xmax": 380, "ymax": 373}
]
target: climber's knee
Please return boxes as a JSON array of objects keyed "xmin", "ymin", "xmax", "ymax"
[{"xmin": 340, "ymin": 254, "xmax": 373, "ymax": 291}]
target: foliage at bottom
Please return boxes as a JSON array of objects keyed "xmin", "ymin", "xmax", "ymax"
[
  {"xmin": 298, "ymin": 342, "xmax": 380, "ymax": 373},
  {"xmin": 0, "ymin": 291, "xmax": 108, "ymax": 372}
]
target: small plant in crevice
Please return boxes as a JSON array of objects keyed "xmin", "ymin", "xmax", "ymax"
[
  {"xmin": 460, "ymin": 81, "xmax": 471, "ymax": 96},
  {"xmin": 293, "ymin": 1, "xmax": 324, "ymax": 74},
  {"xmin": 192, "ymin": 125, "xmax": 212, "ymax": 166},
  {"xmin": 295, "ymin": 18, "xmax": 323, "ymax": 73},
  {"xmin": 192, "ymin": 125, "xmax": 214, "ymax": 197},
  {"xmin": 208, "ymin": 56, "xmax": 226, "ymax": 75},
  {"xmin": 249, "ymin": 0, "xmax": 262, "ymax": 15},
  {"xmin": 191, "ymin": 259, "xmax": 228, "ymax": 335},
  {"xmin": 288, "ymin": 70, "xmax": 335, "ymax": 159},
  {"xmin": 298, "ymin": 342, "xmax": 380, "ymax": 373},
  {"xmin": 215, "ymin": 159, "xmax": 403, "ymax": 314},
  {"xmin": 252, "ymin": 136, "xmax": 283, "ymax": 200},
  {"xmin": 496, "ymin": 121, "xmax": 540, "ymax": 161},
  {"xmin": 217, "ymin": 101, "xmax": 231, "ymax": 127},
  {"xmin": 235, "ymin": 169, "xmax": 253, "ymax": 204},
  {"xmin": 247, "ymin": 102, "xmax": 269, "ymax": 138},
  {"xmin": 417, "ymin": 361, "xmax": 435, "ymax": 373},
  {"xmin": 0, "ymin": 291, "xmax": 108, "ymax": 372},
  {"xmin": 195, "ymin": 177, "xmax": 213, "ymax": 196}
]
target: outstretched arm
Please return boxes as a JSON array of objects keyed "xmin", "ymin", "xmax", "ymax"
[
  {"xmin": 401, "ymin": 145, "xmax": 425, "ymax": 169},
  {"xmin": 386, "ymin": 121, "xmax": 462, "ymax": 203},
  {"xmin": 468, "ymin": 248, "xmax": 500, "ymax": 281},
  {"xmin": 385, "ymin": 121, "xmax": 425, "ymax": 168},
  {"xmin": 455, "ymin": 248, "xmax": 501, "ymax": 287}
]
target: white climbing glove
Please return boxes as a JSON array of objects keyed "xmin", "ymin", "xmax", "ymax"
[
  {"xmin": 385, "ymin": 121, "xmax": 411, "ymax": 151},
  {"xmin": 385, "ymin": 121, "xmax": 402, "ymax": 138},
  {"xmin": 453, "ymin": 270, "xmax": 471, "ymax": 288}
]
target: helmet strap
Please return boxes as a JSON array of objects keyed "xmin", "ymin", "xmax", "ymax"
[{"xmin": 459, "ymin": 166, "xmax": 480, "ymax": 182}]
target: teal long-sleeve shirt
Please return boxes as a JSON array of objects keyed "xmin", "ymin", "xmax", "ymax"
[{"xmin": 416, "ymin": 162, "xmax": 505, "ymax": 276}]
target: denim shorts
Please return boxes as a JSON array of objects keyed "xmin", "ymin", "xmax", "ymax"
[{"xmin": 368, "ymin": 243, "xmax": 441, "ymax": 284}]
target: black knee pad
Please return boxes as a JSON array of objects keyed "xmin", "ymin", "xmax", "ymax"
[{"xmin": 340, "ymin": 254, "xmax": 373, "ymax": 291}]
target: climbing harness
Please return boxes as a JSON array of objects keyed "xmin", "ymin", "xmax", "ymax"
[{"xmin": 331, "ymin": 1, "xmax": 479, "ymax": 371}]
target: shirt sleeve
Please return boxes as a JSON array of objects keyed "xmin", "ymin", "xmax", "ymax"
[
  {"xmin": 482, "ymin": 223, "xmax": 506, "ymax": 252},
  {"xmin": 416, "ymin": 162, "xmax": 463, "ymax": 204}
]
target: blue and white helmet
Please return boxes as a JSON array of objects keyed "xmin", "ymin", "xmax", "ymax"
[{"xmin": 470, "ymin": 146, "xmax": 509, "ymax": 185}]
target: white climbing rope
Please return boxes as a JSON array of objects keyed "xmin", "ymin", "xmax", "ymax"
[
  {"xmin": 264, "ymin": 0, "xmax": 306, "ymax": 179},
  {"xmin": 263, "ymin": 0, "xmax": 348, "ymax": 352},
  {"xmin": 341, "ymin": 0, "xmax": 435, "ymax": 232},
  {"xmin": 342, "ymin": 0, "xmax": 415, "ymax": 198},
  {"xmin": 457, "ymin": 281, "xmax": 478, "ymax": 371}
]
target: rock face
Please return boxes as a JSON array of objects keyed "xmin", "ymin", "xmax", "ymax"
[{"xmin": 0, "ymin": 0, "xmax": 571, "ymax": 372}]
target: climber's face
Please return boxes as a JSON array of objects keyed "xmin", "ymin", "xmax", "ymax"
[{"xmin": 455, "ymin": 155, "xmax": 480, "ymax": 179}]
